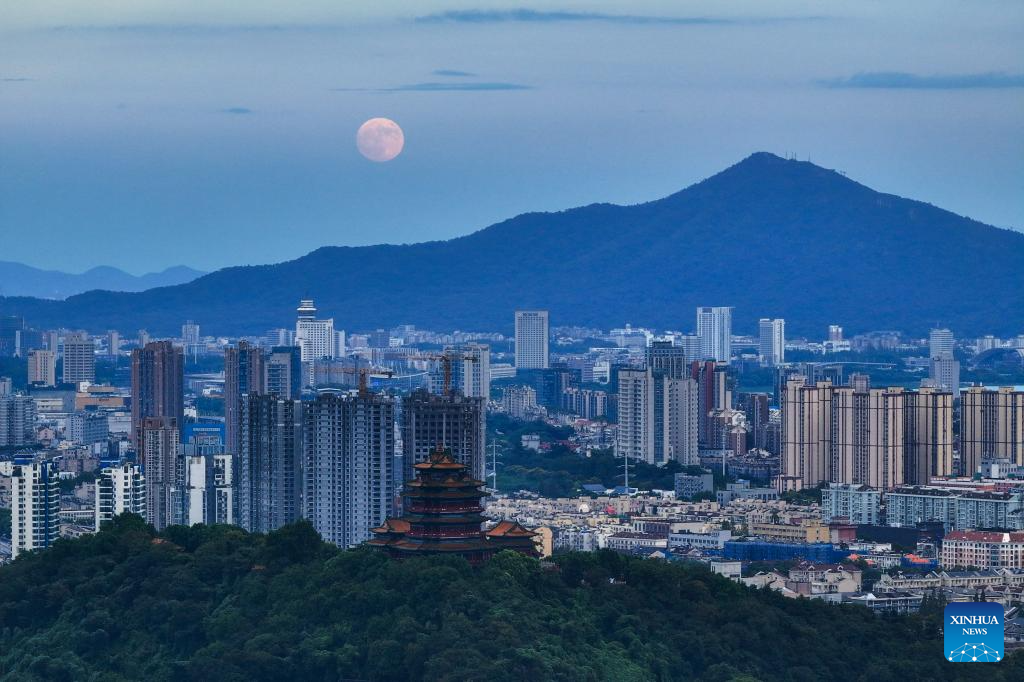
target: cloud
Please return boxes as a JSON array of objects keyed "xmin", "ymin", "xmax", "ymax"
[
  {"xmin": 221, "ymin": 107, "xmax": 254, "ymax": 114},
  {"xmin": 821, "ymin": 71, "xmax": 1024, "ymax": 89},
  {"xmin": 334, "ymin": 82, "xmax": 532, "ymax": 93},
  {"xmin": 433, "ymin": 69, "xmax": 477, "ymax": 77},
  {"xmin": 414, "ymin": 9, "xmax": 818, "ymax": 26},
  {"xmin": 1, "ymin": 77, "xmax": 33, "ymax": 82}
]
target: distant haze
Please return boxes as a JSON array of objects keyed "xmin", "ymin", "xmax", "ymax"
[{"xmin": 1, "ymin": 1, "xmax": 1022, "ymax": 272}]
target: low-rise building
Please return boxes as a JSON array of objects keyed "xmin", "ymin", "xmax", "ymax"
[
  {"xmin": 847, "ymin": 591, "xmax": 924, "ymax": 614},
  {"xmin": 820, "ymin": 483, "xmax": 880, "ymax": 525},
  {"xmin": 674, "ymin": 472, "xmax": 714, "ymax": 500},
  {"xmin": 941, "ymin": 531, "xmax": 1024, "ymax": 569},
  {"xmin": 749, "ymin": 520, "xmax": 830, "ymax": 544}
]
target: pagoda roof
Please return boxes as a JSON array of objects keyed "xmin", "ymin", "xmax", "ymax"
[
  {"xmin": 413, "ymin": 446, "xmax": 469, "ymax": 471},
  {"xmin": 371, "ymin": 518, "xmax": 411, "ymax": 534},
  {"xmin": 485, "ymin": 521, "xmax": 538, "ymax": 539}
]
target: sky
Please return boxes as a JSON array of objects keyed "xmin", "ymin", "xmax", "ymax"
[{"xmin": 1, "ymin": 1, "xmax": 1022, "ymax": 274}]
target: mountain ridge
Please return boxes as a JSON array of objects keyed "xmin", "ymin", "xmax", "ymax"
[
  {"xmin": 0, "ymin": 262, "xmax": 206, "ymax": 300},
  {"xmin": 1, "ymin": 152, "xmax": 1021, "ymax": 337}
]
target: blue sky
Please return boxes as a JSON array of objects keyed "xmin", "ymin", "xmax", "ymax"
[{"xmin": 1, "ymin": 1, "xmax": 1022, "ymax": 273}]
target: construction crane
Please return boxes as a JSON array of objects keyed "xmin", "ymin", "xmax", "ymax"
[
  {"xmin": 329, "ymin": 365, "xmax": 395, "ymax": 397},
  {"xmin": 404, "ymin": 350, "xmax": 480, "ymax": 395}
]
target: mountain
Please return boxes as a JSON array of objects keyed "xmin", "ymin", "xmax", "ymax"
[
  {"xmin": 3, "ymin": 516, "xmax": 1014, "ymax": 680},
  {"xmin": 1, "ymin": 152, "xmax": 1021, "ymax": 337},
  {"xmin": 0, "ymin": 263, "xmax": 205, "ymax": 299}
]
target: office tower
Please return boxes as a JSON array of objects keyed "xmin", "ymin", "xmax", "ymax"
[
  {"xmin": 334, "ymin": 330, "xmax": 347, "ymax": 358},
  {"xmin": 304, "ymin": 392, "xmax": 396, "ymax": 547},
  {"xmin": 182, "ymin": 320, "xmax": 200, "ymax": 346},
  {"xmin": 402, "ymin": 389, "xmax": 485, "ymax": 482},
  {"xmin": 517, "ymin": 366, "xmax": 573, "ymax": 410},
  {"xmin": 106, "ymin": 330, "xmax": 121, "ymax": 357},
  {"xmin": 68, "ymin": 411, "xmax": 109, "ymax": 445},
  {"xmin": 929, "ymin": 328, "xmax": 955, "ymax": 359},
  {"xmin": 960, "ymin": 387, "xmax": 1024, "ymax": 476},
  {"xmin": 224, "ymin": 341, "xmax": 265, "ymax": 457},
  {"xmin": 0, "ymin": 316, "xmax": 24, "ymax": 357},
  {"xmin": 137, "ymin": 329, "xmax": 150, "ymax": 348},
  {"xmin": 904, "ymin": 388, "xmax": 953, "ymax": 484},
  {"xmin": 828, "ymin": 325, "xmax": 844, "ymax": 343},
  {"xmin": 849, "ymin": 373, "xmax": 871, "ymax": 393},
  {"xmin": 295, "ymin": 299, "xmax": 334, "ymax": 387},
  {"xmin": 832, "ymin": 387, "xmax": 904, "ymax": 490},
  {"xmin": 62, "ymin": 333, "xmax": 96, "ymax": 384},
  {"xmin": 615, "ymin": 367, "xmax": 697, "ymax": 466},
  {"xmin": 758, "ymin": 318, "xmax": 785, "ymax": 367},
  {"xmin": 514, "ymin": 310, "xmax": 549, "ymax": 370},
  {"xmin": 141, "ymin": 417, "xmax": 181, "ymax": 531},
  {"xmin": 238, "ymin": 394, "xmax": 304, "ymax": 533},
  {"xmin": 781, "ymin": 378, "xmax": 833, "ymax": 491},
  {"xmin": 185, "ymin": 453, "xmax": 234, "ymax": 525},
  {"xmin": 131, "ymin": 340, "xmax": 184, "ymax": 454},
  {"xmin": 265, "ymin": 346, "xmax": 302, "ymax": 399},
  {"xmin": 691, "ymin": 360, "xmax": 731, "ymax": 448},
  {"xmin": 10, "ymin": 461, "xmax": 60, "ymax": 558},
  {"xmin": 27, "ymin": 349, "xmax": 56, "ymax": 387},
  {"xmin": 928, "ymin": 356, "xmax": 961, "ymax": 396},
  {"xmin": 447, "ymin": 343, "xmax": 491, "ymax": 398},
  {"xmin": 696, "ymin": 306, "xmax": 733, "ymax": 364},
  {"xmin": 95, "ymin": 463, "xmax": 146, "ymax": 531},
  {"xmin": 0, "ymin": 395, "xmax": 37, "ymax": 447}
]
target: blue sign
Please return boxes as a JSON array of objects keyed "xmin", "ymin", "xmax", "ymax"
[{"xmin": 944, "ymin": 602, "xmax": 1003, "ymax": 663}]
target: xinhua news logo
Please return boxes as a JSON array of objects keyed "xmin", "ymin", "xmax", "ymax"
[{"xmin": 944, "ymin": 602, "xmax": 1003, "ymax": 662}]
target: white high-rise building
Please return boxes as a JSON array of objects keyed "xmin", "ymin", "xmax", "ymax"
[
  {"xmin": 615, "ymin": 368, "xmax": 698, "ymax": 466},
  {"xmin": 929, "ymin": 328, "xmax": 955, "ymax": 359},
  {"xmin": 62, "ymin": 333, "xmax": 96, "ymax": 384},
  {"xmin": 185, "ymin": 453, "xmax": 234, "ymax": 526},
  {"xmin": 697, "ymin": 307, "xmax": 733, "ymax": 364},
  {"xmin": 447, "ymin": 343, "xmax": 491, "ymax": 398},
  {"xmin": 11, "ymin": 461, "xmax": 60, "ymax": 558},
  {"xmin": 928, "ymin": 356, "xmax": 961, "ymax": 397},
  {"xmin": 95, "ymin": 463, "xmax": 146, "ymax": 531},
  {"xmin": 295, "ymin": 299, "xmax": 335, "ymax": 387},
  {"xmin": 758, "ymin": 318, "xmax": 785, "ymax": 367},
  {"xmin": 514, "ymin": 310, "xmax": 549, "ymax": 369}
]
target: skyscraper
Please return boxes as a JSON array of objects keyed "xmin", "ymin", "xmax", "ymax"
[
  {"xmin": 928, "ymin": 356, "xmax": 961, "ymax": 396},
  {"xmin": 224, "ymin": 341, "xmax": 265, "ymax": 457},
  {"xmin": 27, "ymin": 349, "xmax": 56, "ymax": 386},
  {"xmin": 758, "ymin": 318, "xmax": 785, "ymax": 367},
  {"xmin": 0, "ymin": 395, "xmax": 36, "ymax": 447},
  {"xmin": 141, "ymin": 417, "xmax": 181, "ymax": 531},
  {"xmin": 295, "ymin": 299, "xmax": 334, "ymax": 387},
  {"xmin": 446, "ymin": 343, "xmax": 491, "ymax": 399},
  {"xmin": 402, "ymin": 389, "xmax": 485, "ymax": 483},
  {"xmin": 615, "ymin": 365, "xmax": 698, "ymax": 466},
  {"xmin": 691, "ymin": 360, "xmax": 731, "ymax": 449},
  {"xmin": 131, "ymin": 340, "xmax": 184, "ymax": 454},
  {"xmin": 929, "ymin": 328, "xmax": 955, "ymax": 359},
  {"xmin": 696, "ymin": 306, "xmax": 733, "ymax": 364},
  {"xmin": 265, "ymin": 345, "xmax": 302, "ymax": 399},
  {"xmin": 832, "ymin": 387, "xmax": 904, "ymax": 490},
  {"xmin": 514, "ymin": 310, "xmax": 549, "ymax": 370},
  {"xmin": 960, "ymin": 387, "xmax": 1024, "ymax": 476},
  {"xmin": 10, "ymin": 461, "xmax": 59, "ymax": 558},
  {"xmin": 781, "ymin": 377, "xmax": 833, "ymax": 491},
  {"xmin": 304, "ymin": 392, "xmax": 396, "ymax": 547},
  {"xmin": 238, "ymin": 394, "xmax": 304, "ymax": 533},
  {"xmin": 62, "ymin": 333, "xmax": 96, "ymax": 385}
]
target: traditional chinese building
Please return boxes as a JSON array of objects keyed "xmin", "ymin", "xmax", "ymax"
[{"xmin": 369, "ymin": 446, "xmax": 538, "ymax": 564}]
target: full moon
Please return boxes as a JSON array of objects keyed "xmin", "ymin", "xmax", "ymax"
[{"xmin": 356, "ymin": 117, "xmax": 404, "ymax": 162}]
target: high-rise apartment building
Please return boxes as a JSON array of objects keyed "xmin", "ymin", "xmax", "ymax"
[
  {"xmin": 781, "ymin": 378, "xmax": 834, "ymax": 491},
  {"xmin": 185, "ymin": 453, "xmax": 234, "ymax": 525},
  {"xmin": 10, "ymin": 461, "xmax": 60, "ymax": 558},
  {"xmin": 95, "ymin": 463, "xmax": 146, "ymax": 531},
  {"xmin": 27, "ymin": 349, "xmax": 56, "ymax": 387},
  {"xmin": 265, "ymin": 345, "xmax": 302, "ymax": 399},
  {"xmin": 106, "ymin": 330, "xmax": 121, "ymax": 357},
  {"xmin": 828, "ymin": 325, "xmax": 844, "ymax": 343},
  {"xmin": 960, "ymin": 387, "xmax": 1024, "ymax": 476},
  {"xmin": 758, "ymin": 318, "xmax": 785, "ymax": 367},
  {"xmin": 402, "ymin": 389, "xmax": 485, "ymax": 482},
  {"xmin": 691, "ymin": 360, "xmax": 732, "ymax": 448},
  {"xmin": 68, "ymin": 410, "xmax": 109, "ymax": 445},
  {"xmin": 615, "ymin": 366, "xmax": 698, "ymax": 466},
  {"xmin": 904, "ymin": 388, "xmax": 954, "ymax": 484},
  {"xmin": 224, "ymin": 341, "xmax": 265, "ymax": 457},
  {"xmin": 831, "ymin": 387, "xmax": 905, "ymax": 490},
  {"xmin": 0, "ymin": 395, "xmax": 36, "ymax": 447},
  {"xmin": 928, "ymin": 356, "xmax": 961, "ymax": 396},
  {"xmin": 61, "ymin": 333, "xmax": 96, "ymax": 384},
  {"xmin": 131, "ymin": 340, "xmax": 184, "ymax": 454},
  {"xmin": 238, "ymin": 394, "xmax": 304, "ymax": 533},
  {"xmin": 295, "ymin": 299, "xmax": 334, "ymax": 387},
  {"xmin": 696, "ymin": 306, "xmax": 732, "ymax": 364},
  {"xmin": 446, "ymin": 343, "xmax": 491, "ymax": 398},
  {"xmin": 141, "ymin": 417, "xmax": 181, "ymax": 531},
  {"xmin": 304, "ymin": 392, "xmax": 396, "ymax": 547},
  {"xmin": 514, "ymin": 310, "xmax": 549, "ymax": 370}
]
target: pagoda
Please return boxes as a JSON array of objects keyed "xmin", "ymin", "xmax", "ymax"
[{"xmin": 369, "ymin": 446, "xmax": 538, "ymax": 564}]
